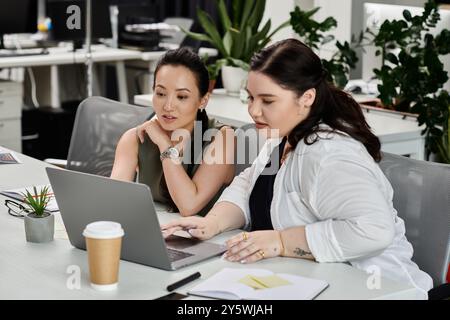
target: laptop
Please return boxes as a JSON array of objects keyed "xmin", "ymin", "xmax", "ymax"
[{"xmin": 46, "ymin": 167, "xmax": 226, "ymax": 271}]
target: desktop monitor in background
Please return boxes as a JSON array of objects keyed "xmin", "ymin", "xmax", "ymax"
[
  {"xmin": 0, "ymin": 0, "xmax": 38, "ymax": 49},
  {"xmin": 46, "ymin": 0, "xmax": 112, "ymax": 49},
  {"xmin": 115, "ymin": 2, "xmax": 162, "ymax": 51}
]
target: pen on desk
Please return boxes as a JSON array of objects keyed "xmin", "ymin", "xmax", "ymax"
[{"xmin": 166, "ymin": 272, "xmax": 201, "ymax": 292}]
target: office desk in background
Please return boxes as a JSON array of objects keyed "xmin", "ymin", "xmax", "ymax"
[
  {"xmin": 135, "ymin": 90, "xmax": 426, "ymax": 160},
  {"xmin": 0, "ymin": 148, "xmax": 422, "ymax": 299},
  {"xmin": 0, "ymin": 46, "xmax": 142, "ymax": 107},
  {"xmin": 0, "ymin": 45, "xmax": 217, "ymax": 109}
]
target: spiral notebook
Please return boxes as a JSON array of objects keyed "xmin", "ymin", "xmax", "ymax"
[{"xmin": 188, "ymin": 268, "xmax": 329, "ymax": 300}]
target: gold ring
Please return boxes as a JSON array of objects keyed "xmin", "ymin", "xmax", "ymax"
[
  {"xmin": 258, "ymin": 250, "xmax": 265, "ymax": 259},
  {"xmin": 242, "ymin": 232, "xmax": 248, "ymax": 241}
]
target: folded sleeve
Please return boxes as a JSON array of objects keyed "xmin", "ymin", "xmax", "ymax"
[
  {"xmin": 216, "ymin": 166, "xmax": 253, "ymax": 229},
  {"xmin": 305, "ymin": 154, "xmax": 395, "ymax": 263}
]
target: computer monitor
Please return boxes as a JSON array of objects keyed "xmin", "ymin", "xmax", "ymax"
[
  {"xmin": 115, "ymin": 2, "xmax": 162, "ymax": 50},
  {"xmin": 0, "ymin": 0, "xmax": 38, "ymax": 49},
  {"xmin": 46, "ymin": 0, "xmax": 112, "ymax": 49}
]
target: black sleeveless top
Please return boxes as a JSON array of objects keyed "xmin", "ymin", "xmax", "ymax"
[{"xmin": 249, "ymin": 137, "xmax": 287, "ymax": 231}]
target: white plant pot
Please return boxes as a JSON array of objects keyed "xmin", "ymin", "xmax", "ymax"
[{"xmin": 221, "ymin": 66, "xmax": 247, "ymax": 96}]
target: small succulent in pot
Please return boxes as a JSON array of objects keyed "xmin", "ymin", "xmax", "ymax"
[{"xmin": 22, "ymin": 186, "xmax": 54, "ymax": 243}]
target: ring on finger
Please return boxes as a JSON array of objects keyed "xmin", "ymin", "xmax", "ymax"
[
  {"xmin": 258, "ymin": 250, "xmax": 265, "ymax": 259},
  {"xmin": 242, "ymin": 232, "xmax": 248, "ymax": 241}
]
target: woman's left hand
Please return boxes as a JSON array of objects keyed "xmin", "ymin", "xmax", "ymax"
[{"xmin": 224, "ymin": 230, "xmax": 283, "ymax": 264}]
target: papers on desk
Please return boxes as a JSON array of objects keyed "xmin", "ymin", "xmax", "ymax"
[
  {"xmin": 0, "ymin": 149, "xmax": 21, "ymax": 164},
  {"xmin": 188, "ymin": 268, "xmax": 329, "ymax": 300},
  {"xmin": 0, "ymin": 184, "xmax": 59, "ymax": 212}
]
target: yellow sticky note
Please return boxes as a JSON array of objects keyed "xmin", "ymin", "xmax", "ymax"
[
  {"xmin": 239, "ymin": 275, "xmax": 267, "ymax": 289},
  {"xmin": 239, "ymin": 274, "xmax": 291, "ymax": 290}
]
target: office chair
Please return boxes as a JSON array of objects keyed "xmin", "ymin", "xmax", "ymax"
[
  {"xmin": 59, "ymin": 96, "xmax": 152, "ymax": 177},
  {"xmin": 379, "ymin": 152, "xmax": 450, "ymax": 289}
]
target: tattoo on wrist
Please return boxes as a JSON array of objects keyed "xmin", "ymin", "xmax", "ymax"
[{"xmin": 294, "ymin": 248, "xmax": 311, "ymax": 257}]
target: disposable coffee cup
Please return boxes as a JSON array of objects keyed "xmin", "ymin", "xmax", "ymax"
[{"xmin": 82, "ymin": 221, "xmax": 124, "ymax": 291}]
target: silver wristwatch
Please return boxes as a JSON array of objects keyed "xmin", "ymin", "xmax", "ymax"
[{"xmin": 160, "ymin": 146, "xmax": 180, "ymax": 161}]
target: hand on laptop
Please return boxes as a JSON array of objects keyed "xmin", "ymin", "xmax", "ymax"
[{"xmin": 161, "ymin": 216, "xmax": 220, "ymax": 240}]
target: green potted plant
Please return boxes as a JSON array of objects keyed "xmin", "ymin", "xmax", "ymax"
[
  {"xmin": 369, "ymin": 0, "xmax": 450, "ymax": 162},
  {"xmin": 183, "ymin": 0, "xmax": 290, "ymax": 95},
  {"xmin": 201, "ymin": 54, "xmax": 226, "ymax": 93},
  {"xmin": 22, "ymin": 186, "xmax": 54, "ymax": 243},
  {"xmin": 289, "ymin": 6, "xmax": 363, "ymax": 89}
]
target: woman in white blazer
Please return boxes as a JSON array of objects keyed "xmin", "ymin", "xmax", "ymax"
[{"xmin": 162, "ymin": 39, "xmax": 433, "ymax": 296}]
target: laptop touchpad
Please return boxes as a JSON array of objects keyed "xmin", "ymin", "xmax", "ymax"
[{"xmin": 165, "ymin": 235, "xmax": 201, "ymax": 250}]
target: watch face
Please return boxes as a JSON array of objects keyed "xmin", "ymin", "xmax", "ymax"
[{"xmin": 169, "ymin": 147, "xmax": 179, "ymax": 158}]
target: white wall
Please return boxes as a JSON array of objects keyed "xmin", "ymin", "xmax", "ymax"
[
  {"xmin": 262, "ymin": 0, "xmax": 296, "ymax": 44},
  {"xmin": 314, "ymin": 0, "xmax": 353, "ymax": 60},
  {"xmin": 288, "ymin": 0, "xmax": 353, "ymax": 60}
]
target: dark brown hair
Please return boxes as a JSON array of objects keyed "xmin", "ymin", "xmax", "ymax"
[{"xmin": 250, "ymin": 39, "xmax": 381, "ymax": 162}]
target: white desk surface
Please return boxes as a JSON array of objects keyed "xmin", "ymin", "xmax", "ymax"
[
  {"xmin": 139, "ymin": 47, "xmax": 218, "ymax": 62},
  {"xmin": 0, "ymin": 46, "xmax": 143, "ymax": 68},
  {"xmin": 0, "ymin": 149, "xmax": 421, "ymax": 300},
  {"xmin": 139, "ymin": 50, "xmax": 168, "ymax": 62},
  {"xmin": 134, "ymin": 90, "xmax": 424, "ymax": 144}
]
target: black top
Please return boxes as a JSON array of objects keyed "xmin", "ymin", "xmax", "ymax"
[{"xmin": 248, "ymin": 137, "xmax": 287, "ymax": 231}]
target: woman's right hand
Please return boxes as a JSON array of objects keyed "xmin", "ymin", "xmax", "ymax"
[
  {"xmin": 161, "ymin": 216, "xmax": 220, "ymax": 241},
  {"xmin": 136, "ymin": 117, "xmax": 171, "ymax": 149}
]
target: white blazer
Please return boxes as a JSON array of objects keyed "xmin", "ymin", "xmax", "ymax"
[{"xmin": 217, "ymin": 127, "xmax": 433, "ymax": 297}]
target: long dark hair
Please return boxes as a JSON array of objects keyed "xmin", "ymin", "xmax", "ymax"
[
  {"xmin": 250, "ymin": 39, "xmax": 381, "ymax": 162},
  {"xmin": 152, "ymin": 47, "xmax": 210, "ymax": 211}
]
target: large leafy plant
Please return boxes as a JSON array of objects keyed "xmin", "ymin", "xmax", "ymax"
[
  {"xmin": 370, "ymin": 0, "xmax": 450, "ymax": 162},
  {"xmin": 183, "ymin": 0, "xmax": 290, "ymax": 79},
  {"xmin": 290, "ymin": 6, "xmax": 363, "ymax": 88}
]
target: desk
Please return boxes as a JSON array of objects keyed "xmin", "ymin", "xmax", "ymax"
[
  {"xmin": 139, "ymin": 47, "xmax": 218, "ymax": 65},
  {"xmin": 134, "ymin": 90, "xmax": 426, "ymax": 160},
  {"xmin": 0, "ymin": 148, "xmax": 421, "ymax": 299},
  {"xmin": 0, "ymin": 46, "xmax": 142, "ymax": 107}
]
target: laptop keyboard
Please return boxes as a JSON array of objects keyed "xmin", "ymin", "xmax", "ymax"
[{"xmin": 167, "ymin": 248, "xmax": 194, "ymax": 262}]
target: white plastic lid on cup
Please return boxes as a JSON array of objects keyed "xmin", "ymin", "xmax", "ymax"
[{"xmin": 82, "ymin": 221, "xmax": 124, "ymax": 239}]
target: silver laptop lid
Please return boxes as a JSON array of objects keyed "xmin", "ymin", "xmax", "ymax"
[{"xmin": 46, "ymin": 167, "xmax": 173, "ymax": 270}]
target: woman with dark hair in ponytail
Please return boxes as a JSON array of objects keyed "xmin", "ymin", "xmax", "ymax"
[
  {"xmin": 111, "ymin": 48, "xmax": 236, "ymax": 217},
  {"xmin": 163, "ymin": 39, "xmax": 432, "ymax": 297}
]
